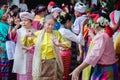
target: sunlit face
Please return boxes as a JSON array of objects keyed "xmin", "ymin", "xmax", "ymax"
[
  {"xmin": 44, "ymin": 18, "xmax": 55, "ymax": 32},
  {"xmin": 21, "ymin": 18, "xmax": 32, "ymax": 29}
]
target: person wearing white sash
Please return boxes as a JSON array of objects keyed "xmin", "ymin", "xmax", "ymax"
[{"xmin": 10, "ymin": 12, "xmax": 35, "ymax": 80}]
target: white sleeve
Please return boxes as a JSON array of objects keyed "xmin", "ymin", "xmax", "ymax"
[
  {"xmin": 59, "ymin": 28, "xmax": 85, "ymax": 46},
  {"xmin": 24, "ymin": 4, "xmax": 28, "ymax": 11},
  {"xmin": 72, "ymin": 18, "xmax": 81, "ymax": 34}
]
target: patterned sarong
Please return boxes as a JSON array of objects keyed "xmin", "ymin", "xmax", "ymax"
[{"xmin": 91, "ymin": 64, "xmax": 119, "ymax": 80}]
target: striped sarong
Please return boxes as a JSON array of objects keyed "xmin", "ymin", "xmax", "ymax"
[
  {"xmin": 60, "ymin": 50, "xmax": 71, "ymax": 80},
  {"xmin": 91, "ymin": 64, "xmax": 119, "ymax": 80},
  {"xmin": 0, "ymin": 60, "xmax": 16, "ymax": 80}
]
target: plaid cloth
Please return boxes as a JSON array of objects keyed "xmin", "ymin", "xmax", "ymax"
[
  {"xmin": 91, "ymin": 64, "xmax": 119, "ymax": 80},
  {"xmin": 17, "ymin": 54, "xmax": 33, "ymax": 80}
]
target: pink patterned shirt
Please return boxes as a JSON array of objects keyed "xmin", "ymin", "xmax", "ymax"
[{"xmin": 84, "ymin": 32, "xmax": 118, "ymax": 67}]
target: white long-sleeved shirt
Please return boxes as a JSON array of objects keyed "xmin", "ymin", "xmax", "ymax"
[
  {"xmin": 59, "ymin": 26, "xmax": 85, "ymax": 46},
  {"xmin": 72, "ymin": 15, "xmax": 87, "ymax": 35},
  {"xmin": 19, "ymin": 3, "xmax": 28, "ymax": 12}
]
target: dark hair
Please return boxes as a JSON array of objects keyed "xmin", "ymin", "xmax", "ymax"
[
  {"xmin": 59, "ymin": 13, "xmax": 72, "ymax": 24},
  {"xmin": 34, "ymin": 4, "xmax": 47, "ymax": 14},
  {"xmin": 9, "ymin": 5, "xmax": 18, "ymax": 11},
  {"xmin": 0, "ymin": 2, "xmax": 7, "ymax": 8}
]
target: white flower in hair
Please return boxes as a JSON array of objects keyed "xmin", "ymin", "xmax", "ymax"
[{"xmin": 97, "ymin": 17, "xmax": 109, "ymax": 26}]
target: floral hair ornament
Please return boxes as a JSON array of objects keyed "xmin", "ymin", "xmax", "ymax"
[{"xmin": 88, "ymin": 13, "xmax": 109, "ymax": 29}]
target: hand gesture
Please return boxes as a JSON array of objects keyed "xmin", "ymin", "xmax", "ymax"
[
  {"xmin": 69, "ymin": 67, "xmax": 81, "ymax": 80},
  {"xmin": 22, "ymin": 46, "xmax": 33, "ymax": 53},
  {"xmin": 14, "ymin": 17, "xmax": 20, "ymax": 27},
  {"xmin": 8, "ymin": 17, "xmax": 14, "ymax": 26}
]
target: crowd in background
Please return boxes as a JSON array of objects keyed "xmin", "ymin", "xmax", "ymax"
[{"xmin": 0, "ymin": 0, "xmax": 120, "ymax": 80}]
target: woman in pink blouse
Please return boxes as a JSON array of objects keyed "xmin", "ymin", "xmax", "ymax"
[{"xmin": 70, "ymin": 13, "xmax": 120, "ymax": 80}]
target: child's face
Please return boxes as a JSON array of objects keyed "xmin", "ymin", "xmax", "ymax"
[
  {"xmin": 44, "ymin": 19, "xmax": 55, "ymax": 32},
  {"xmin": 21, "ymin": 18, "xmax": 32, "ymax": 29}
]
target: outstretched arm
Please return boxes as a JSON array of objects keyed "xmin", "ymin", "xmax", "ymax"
[{"xmin": 69, "ymin": 62, "xmax": 89, "ymax": 80}]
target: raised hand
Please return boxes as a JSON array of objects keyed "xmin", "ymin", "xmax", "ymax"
[
  {"xmin": 14, "ymin": 17, "xmax": 20, "ymax": 27},
  {"xmin": 8, "ymin": 17, "xmax": 14, "ymax": 26}
]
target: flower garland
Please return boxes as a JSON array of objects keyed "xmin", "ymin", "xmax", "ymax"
[{"xmin": 88, "ymin": 16, "xmax": 109, "ymax": 29}]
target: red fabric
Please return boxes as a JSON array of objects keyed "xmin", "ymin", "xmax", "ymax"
[
  {"xmin": 110, "ymin": 11, "xmax": 117, "ymax": 26},
  {"xmin": 105, "ymin": 26, "xmax": 114, "ymax": 37},
  {"xmin": 115, "ymin": 0, "xmax": 120, "ymax": 10},
  {"xmin": 48, "ymin": 1, "xmax": 56, "ymax": 6},
  {"xmin": 60, "ymin": 50, "xmax": 71, "ymax": 80},
  {"xmin": 89, "ymin": 14, "xmax": 100, "ymax": 22}
]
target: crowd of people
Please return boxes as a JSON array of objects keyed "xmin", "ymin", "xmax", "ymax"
[{"xmin": 0, "ymin": 0, "xmax": 120, "ymax": 80}]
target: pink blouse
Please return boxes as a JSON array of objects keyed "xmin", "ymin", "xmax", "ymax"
[
  {"xmin": 10, "ymin": 31, "xmax": 17, "ymax": 42},
  {"xmin": 84, "ymin": 32, "xmax": 118, "ymax": 67}
]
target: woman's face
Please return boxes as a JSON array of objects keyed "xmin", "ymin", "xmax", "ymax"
[
  {"xmin": 14, "ymin": 8, "xmax": 19, "ymax": 13},
  {"xmin": 44, "ymin": 18, "xmax": 55, "ymax": 32},
  {"xmin": 21, "ymin": 18, "xmax": 32, "ymax": 29}
]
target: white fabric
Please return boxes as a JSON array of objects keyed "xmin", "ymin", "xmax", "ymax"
[
  {"xmin": 6, "ymin": 41, "xmax": 16, "ymax": 60},
  {"xmin": 20, "ymin": 12, "xmax": 35, "ymax": 20},
  {"xmin": 51, "ymin": 7, "xmax": 62, "ymax": 13},
  {"xmin": 13, "ymin": 27, "xmax": 35, "ymax": 74},
  {"xmin": 91, "ymin": 0, "xmax": 97, "ymax": 5},
  {"xmin": 110, "ymin": 10, "xmax": 120, "ymax": 27},
  {"xmin": 74, "ymin": 1, "xmax": 87, "ymax": 13},
  {"xmin": 19, "ymin": 3, "xmax": 28, "ymax": 12},
  {"xmin": 114, "ymin": 10, "xmax": 120, "ymax": 24},
  {"xmin": 72, "ymin": 15, "xmax": 87, "ymax": 34},
  {"xmin": 12, "ymin": 0, "xmax": 20, "ymax": 7},
  {"xmin": 59, "ymin": 26, "xmax": 85, "ymax": 46}
]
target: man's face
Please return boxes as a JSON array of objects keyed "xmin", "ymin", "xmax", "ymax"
[
  {"xmin": 74, "ymin": 10, "xmax": 81, "ymax": 18},
  {"xmin": 52, "ymin": 11, "xmax": 60, "ymax": 20}
]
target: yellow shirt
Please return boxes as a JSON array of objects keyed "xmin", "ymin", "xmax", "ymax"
[
  {"xmin": 22, "ymin": 30, "xmax": 71, "ymax": 59},
  {"xmin": 114, "ymin": 33, "xmax": 120, "ymax": 54}
]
